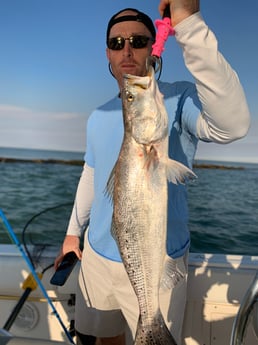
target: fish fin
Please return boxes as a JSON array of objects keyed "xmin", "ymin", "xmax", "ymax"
[
  {"xmin": 160, "ymin": 255, "xmax": 185, "ymax": 291},
  {"xmin": 104, "ymin": 165, "xmax": 116, "ymax": 202},
  {"xmin": 143, "ymin": 144, "xmax": 159, "ymax": 171},
  {"xmin": 134, "ymin": 311, "xmax": 177, "ymax": 345},
  {"xmin": 110, "ymin": 221, "xmax": 117, "ymax": 241},
  {"xmin": 166, "ymin": 159, "xmax": 197, "ymax": 185}
]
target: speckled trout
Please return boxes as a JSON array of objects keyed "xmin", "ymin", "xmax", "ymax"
[{"xmin": 107, "ymin": 62, "xmax": 196, "ymax": 345}]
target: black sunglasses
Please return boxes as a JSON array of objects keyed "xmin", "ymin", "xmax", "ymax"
[{"xmin": 107, "ymin": 35, "xmax": 154, "ymax": 50}]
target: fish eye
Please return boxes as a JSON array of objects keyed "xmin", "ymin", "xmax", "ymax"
[
  {"xmin": 127, "ymin": 94, "xmax": 134, "ymax": 102},
  {"xmin": 126, "ymin": 92, "xmax": 134, "ymax": 102}
]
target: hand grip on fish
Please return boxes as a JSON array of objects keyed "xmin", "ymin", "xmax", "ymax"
[
  {"xmin": 151, "ymin": 6, "xmax": 175, "ymax": 59},
  {"xmin": 150, "ymin": 6, "xmax": 175, "ymax": 77}
]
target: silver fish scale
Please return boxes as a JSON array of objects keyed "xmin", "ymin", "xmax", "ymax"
[{"xmin": 111, "ymin": 136, "xmax": 171, "ymax": 337}]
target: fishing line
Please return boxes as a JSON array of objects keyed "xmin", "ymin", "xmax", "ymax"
[
  {"xmin": 21, "ymin": 202, "xmax": 73, "ymax": 268},
  {"xmin": 0, "ymin": 209, "xmax": 75, "ymax": 345}
]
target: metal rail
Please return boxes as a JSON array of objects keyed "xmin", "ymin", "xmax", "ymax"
[{"xmin": 230, "ymin": 271, "xmax": 258, "ymax": 345}]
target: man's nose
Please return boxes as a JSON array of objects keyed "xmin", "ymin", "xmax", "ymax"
[{"xmin": 122, "ymin": 40, "xmax": 132, "ymax": 56}]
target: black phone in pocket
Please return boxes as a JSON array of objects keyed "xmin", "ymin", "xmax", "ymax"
[{"xmin": 50, "ymin": 251, "xmax": 78, "ymax": 286}]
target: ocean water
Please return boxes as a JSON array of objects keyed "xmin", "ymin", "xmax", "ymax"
[
  {"xmin": 0, "ymin": 147, "xmax": 258, "ymax": 256},
  {"xmin": 188, "ymin": 163, "xmax": 258, "ymax": 255}
]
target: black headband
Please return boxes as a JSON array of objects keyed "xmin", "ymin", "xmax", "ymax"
[{"xmin": 106, "ymin": 8, "xmax": 156, "ymax": 45}]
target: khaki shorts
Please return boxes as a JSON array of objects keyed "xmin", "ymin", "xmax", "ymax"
[{"xmin": 75, "ymin": 235, "xmax": 188, "ymax": 344}]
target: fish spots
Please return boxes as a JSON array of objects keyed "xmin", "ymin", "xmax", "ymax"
[{"xmin": 139, "ymin": 329, "xmax": 154, "ymax": 344}]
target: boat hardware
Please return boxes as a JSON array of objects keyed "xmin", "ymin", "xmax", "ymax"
[
  {"xmin": 230, "ymin": 270, "xmax": 258, "ymax": 345},
  {"xmin": 0, "ymin": 209, "xmax": 75, "ymax": 345}
]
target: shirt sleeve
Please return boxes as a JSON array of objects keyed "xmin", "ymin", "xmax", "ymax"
[
  {"xmin": 66, "ymin": 162, "xmax": 94, "ymax": 237},
  {"xmin": 175, "ymin": 12, "xmax": 250, "ymax": 143}
]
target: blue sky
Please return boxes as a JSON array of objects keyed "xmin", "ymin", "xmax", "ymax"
[{"xmin": 0, "ymin": 0, "xmax": 257, "ymax": 163}]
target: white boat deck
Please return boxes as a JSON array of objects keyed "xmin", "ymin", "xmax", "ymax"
[{"xmin": 0, "ymin": 245, "xmax": 257, "ymax": 344}]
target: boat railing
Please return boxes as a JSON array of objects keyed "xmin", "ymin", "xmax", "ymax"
[{"xmin": 230, "ymin": 270, "xmax": 258, "ymax": 345}]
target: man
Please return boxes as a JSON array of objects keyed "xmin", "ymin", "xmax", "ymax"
[{"xmin": 55, "ymin": 1, "xmax": 250, "ymax": 344}]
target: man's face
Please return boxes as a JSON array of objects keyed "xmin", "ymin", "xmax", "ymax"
[{"xmin": 106, "ymin": 12, "xmax": 153, "ymax": 90}]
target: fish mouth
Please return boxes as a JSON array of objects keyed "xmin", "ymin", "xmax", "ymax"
[
  {"xmin": 122, "ymin": 56, "xmax": 159, "ymax": 85},
  {"xmin": 124, "ymin": 65, "xmax": 155, "ymax": 91},
  {"xmin": 124, "ymin": 74, "xmax": 151, "ymax": 90}
]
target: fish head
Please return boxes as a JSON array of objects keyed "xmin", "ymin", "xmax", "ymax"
[{"xmin": 121, "ymin": 59, "xmax": 168, "ymax": 145}]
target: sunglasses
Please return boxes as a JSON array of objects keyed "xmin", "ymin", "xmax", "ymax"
[{"xmin": 107, "ymin": 35, "xmax": 154, "ymax": 50}]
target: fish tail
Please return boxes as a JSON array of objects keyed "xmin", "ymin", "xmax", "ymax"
[{"xmin": 134, "ymin": 312, "xmax": 177, "ymax": 345}]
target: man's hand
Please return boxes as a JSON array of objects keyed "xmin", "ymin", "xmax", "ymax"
[
  {"xmin": 54, "ymin": 235, "xmax": 82, "ymax": 270},
  {"xmin": 159, "ymin": 0, "xmax": 199, "ymax": 27}
]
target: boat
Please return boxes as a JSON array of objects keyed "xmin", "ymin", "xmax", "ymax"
[
  {"xmin": 0, "ymin": 244, "xmax": 258, "ymax": 345},
  {"xmin": 0, "ymin": 206, "xmax": 258, "ymax": 345}
]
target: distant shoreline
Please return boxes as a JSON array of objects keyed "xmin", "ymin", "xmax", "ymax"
[
  {"xmin": 0, "ymin": 157, "xmax": 84, "ymax": 166},
  {"xmin": 193, "ymin": 163, "xmax": 244, "ymax": 170},
  {"xmin": 0, "ymin": 157, "xmax": 245, "ymax": 170}
]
